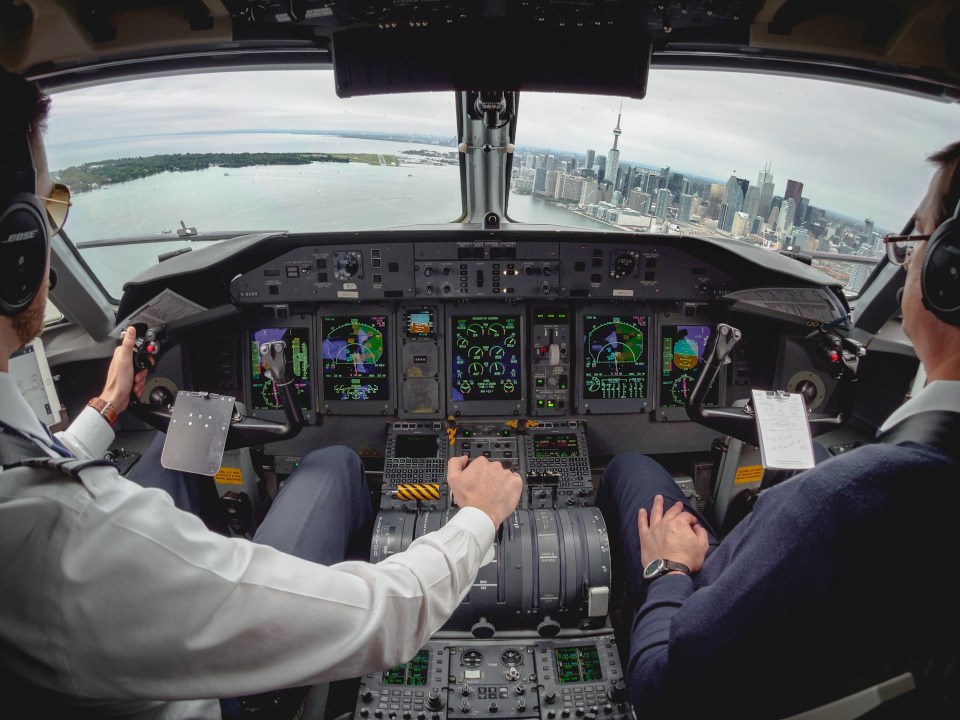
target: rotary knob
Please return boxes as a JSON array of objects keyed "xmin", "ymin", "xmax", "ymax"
[{"xmin": 426, "ymin": 688, "xmax": 445, "ymax": 711}]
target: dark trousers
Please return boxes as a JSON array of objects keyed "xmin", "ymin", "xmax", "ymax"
[
  {"xmin": 595, "ymin": 453, "xmax": 721, "ymax": 615},
  {"xmin": 128, "ymin": 435, "xmax": 374, "ymax": 719},
  {"xmin": 128, "ymin": 435, "xmax": 373, "ymax": 562}
]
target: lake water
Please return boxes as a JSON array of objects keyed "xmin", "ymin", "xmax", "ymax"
[{"xmin": 48, "ymin": 133, "xmax": 616, "ymax": 297}]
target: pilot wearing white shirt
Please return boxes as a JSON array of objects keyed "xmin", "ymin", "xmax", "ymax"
[{"xmin": 0, "ymin": 68, "xmax": 522, "ymax": 720}]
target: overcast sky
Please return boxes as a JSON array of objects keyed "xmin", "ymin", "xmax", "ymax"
[{"xmin": 46, "ymin": 68, "xmax": 958, "ymax": 230}]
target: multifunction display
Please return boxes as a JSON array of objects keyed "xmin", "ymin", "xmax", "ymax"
[
  {"xmin": 554, "ymin": 645, "xmax": 604, "ymax": 684},
  {"xmin": 659, "ymin": 324, "xmax": 719, "ymax": 408},
  {"xmin": 533, "ymin": 434, "xmax": 580, "ymax": 459},
  {"xmin": 404, "ymin": 308, "xmax": 435, "ymax": 337},
  {"xmin": 582, "ymin": 314, "xmax": 649, "ymax": 400},
  {"xmin": 320, "ymin": 316, "xmax": 389, "ymax": 401},
  {"xmin": 382, "ymin": 649, "xmax": 430, "ymax": 686},
  {"xmin": 250, "ymin": 327, "xmax": 311, "ymax": 410},
  {"xmin": 451, "ymin": 315, "xmax": 522, "ymax": 401},
  {"xmin": 394, "ymin": 433, "xmax": 441, "ymax": 459}
]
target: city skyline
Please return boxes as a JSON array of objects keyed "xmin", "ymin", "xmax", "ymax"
[{"xmin": 45, "ymin": 68, "xmax": 959, "ymax": 230}]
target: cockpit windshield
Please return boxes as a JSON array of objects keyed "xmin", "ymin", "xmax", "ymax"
[{"xmin": 46, "ymin": 67, "xmax": 959, "ymax": 300}]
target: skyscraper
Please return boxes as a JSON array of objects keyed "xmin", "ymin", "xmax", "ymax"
[
  {"xmin": 718, "ymin": 175, "xmax": 746, "ymax": 232},
  {"xmin": 586, "ymin": 149, "xmax": 595, "ymax": 170},
  {"xmin": 606, "ymin": 104, "xmax": 623, "ymax": 199},
  {"xmin": 655, "ymin": 188, "xmax": 671, "ymax": 221},
  {"xmin": 742, "ymin": 185, "xmax": 761, "ymax": 220},
  {"xmin": 757, "ymin": 163, "xmax": 775, "ymax": 220},
  {"xmin": 678, "ymin": 193, "xmax": 694, "ymax": 222},
  {"xmin": 785, "ymin": 179, "xmax": 804, "ymax": 223}
]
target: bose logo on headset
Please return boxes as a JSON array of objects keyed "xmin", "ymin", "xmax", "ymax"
[{"xmin": 3, "ymin": 229, "xmax": 39, "ymax": 243}]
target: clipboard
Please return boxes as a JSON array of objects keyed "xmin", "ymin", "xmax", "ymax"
[{"xmin": 751, "ymin": 389, "xmax": 816, "ymax": 470}]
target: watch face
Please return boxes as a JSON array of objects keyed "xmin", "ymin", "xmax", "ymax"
[{"xmin": 643, "ymin": 559, "xmax": 665, "ymax": 579}]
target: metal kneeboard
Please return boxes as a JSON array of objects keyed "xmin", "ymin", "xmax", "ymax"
[{"xmin": 160, "ymin": 392, "xmax": 235, "ymax": 476}]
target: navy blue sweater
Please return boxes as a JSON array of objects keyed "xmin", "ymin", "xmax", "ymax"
[{"xmin": 628, "ymin": 441, "xmax": 958, "ymax": 719}]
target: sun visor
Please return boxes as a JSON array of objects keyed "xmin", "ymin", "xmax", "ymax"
[{"xmin": 332, "ymin": 23, "xmax": 650, "ymax": 99}]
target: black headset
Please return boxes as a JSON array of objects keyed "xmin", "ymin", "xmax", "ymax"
[
  {"xmin": 0, "ymin": 128, "xmax": 48, "ymax": 317},
  {"xmin": 921, "ymin": 198, "xmax": 960, "ymax": 327}
]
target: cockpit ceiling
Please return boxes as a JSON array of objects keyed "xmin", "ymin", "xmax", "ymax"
[{"xmin": 2, "ymin": 0, "xmax": 959, "ymax": 99}]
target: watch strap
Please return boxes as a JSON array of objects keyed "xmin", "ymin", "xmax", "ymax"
[
  {"xmin": 643, "ymin": 558, "xmax": 692, "ymax": 582},
  {"xmin": 87, "ymin": 397, "xmax": 118, "ymax": 427}
]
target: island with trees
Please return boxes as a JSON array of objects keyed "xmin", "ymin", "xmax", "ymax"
[{"xmin": 54, "ymin": 152, "xmax": 399, "ymax": 192}]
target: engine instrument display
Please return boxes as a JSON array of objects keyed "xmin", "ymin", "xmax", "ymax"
[
  {"xmin": 320, "ymin": 316, "xmax": 389, "ymax": 401},
  {"xmin": 382, "ymin": 649, "xmax": 430, "ymax": 686},
  {"xmin": 554, "ymin": 645, "xmax": 603, "ymax": 684},
  {"xmin": 582, "ymin": 315, "xmax": 648, "ymax": 400},
  {"xmin": 451, "ymin": 315, "xmax": 521, "ymax": 401},
  {"xmin": 659, "ymin": 325, "xmax": 719, "ymax": 408},
  {"xmin": 533, "ymin": 434, "xmax": 580, "ymax": 459},
  {"xmin": 250, "ymin": 327, "xmax": 311, "ymax": 410}
]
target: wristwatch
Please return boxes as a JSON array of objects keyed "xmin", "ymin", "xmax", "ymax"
[
  {"xmin": 87, "ymin": 397, "xmax": 119, "ymax": 427},
  {"xmin": 642, "ymin": 558, "xmax": 692, "ymax": 582}
]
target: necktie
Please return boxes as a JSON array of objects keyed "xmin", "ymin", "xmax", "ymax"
[{"xmin": 42, "ymin": 426, "xmax": 74, "ymax": 458}]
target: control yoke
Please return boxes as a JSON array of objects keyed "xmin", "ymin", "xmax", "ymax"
[
  {"xmin": 127, "ymin": 326, "xmax": 305, "ymax": 450},
  {"xmin": 686, "ymin": 323, "xmax": 862, "ymax": 446}
]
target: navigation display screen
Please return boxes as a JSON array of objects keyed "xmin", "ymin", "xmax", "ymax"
[
  {"xmin": 554, "ymin": 646, "xmax": 603, "ymax": 684},
  {"xmin": 533, "ymin": 434, "xmax": 580, "ymax": 459},
  {"xmin": 382, "ymin": 649, "xmax": 430, "ymax": 686},
  {"xmin": 250, "ymin": 328, "xmax": 311, "ymax": 411},
  {"xmin": 320, "ymin": 316, "xmax": 389, "ymax": 401},
  {"xmin": 659, "ymin": 325, "xmax": 719, "ymax": 408},
  {"xmin": 451, "ymin": 315, "xmax": 521, "ymax": 401},
  {"xmin": 583, "ymin": 314, "xmax": 648, "ymax": 400},
  {"xmin": 394, "ymin": 434, "xmax": 441, "ymax": 459}
]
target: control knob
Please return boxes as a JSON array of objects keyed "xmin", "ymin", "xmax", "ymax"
[
  {"xmin": 471, "ymin": 617, "xmax": 495, "ymax": 639},
  {"xmin": 607, "ymin": 680, "xmax": 628, "ymax": 703},
  {"xmin": 537, "ymin": 616, "xmax": 561, "ymax": 637},
  {"xmin": 544, "ymin": 692, "xmax": 557, "ymax": 705},
  {"xmin": 360, "ymin": 689, "xmax": 374, "ymax": 703},
  {"xmin": 426, "ymin": 688, "xmax": 446, "ymax": 711}
]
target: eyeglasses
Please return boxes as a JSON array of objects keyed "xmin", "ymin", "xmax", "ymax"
[
  {"xmin": 36, "ymin": 182, "xmax": 72, "ymax": 236},
  {"xmin": 882, "ymin": 233, "xmax": 931, "ymax": 266}
]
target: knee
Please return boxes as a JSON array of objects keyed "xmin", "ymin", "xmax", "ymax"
[
  {"xmin": 298, "ymin": 445, "xmax": 364, "ymax": 480},
  {"xmin": 602, "ymin": 452, "xmax": 661, "ymax": 485}
]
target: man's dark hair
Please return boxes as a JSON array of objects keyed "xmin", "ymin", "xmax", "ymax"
[
  {"xmin": 928, "ymin": 141, "xmax": 960, "ymax": 226},
  {"xmin": 0, "ymin": 67, "xmax": 51, "ymax": 141}
]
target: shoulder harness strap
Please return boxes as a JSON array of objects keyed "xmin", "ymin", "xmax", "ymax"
[
  {"xmin": 875, "ymin": 410, "xmax": 960, "ymax": 461},
  {"xmin": 5, "ymin": 456, "xmax": 118, "ymax": 478}
]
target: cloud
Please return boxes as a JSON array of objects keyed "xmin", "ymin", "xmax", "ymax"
[{"xmin": 44, "ymin": 67, "xmax": 958, "ymax": 229}]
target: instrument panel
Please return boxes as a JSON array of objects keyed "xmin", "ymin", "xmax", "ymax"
[
  {"xmin": 213, "ymin": 236, "xmax": 848, "ymax": 426},
  {"xmin": 240, "ymin": 302, "xmax": 724, "ymax": 423}
]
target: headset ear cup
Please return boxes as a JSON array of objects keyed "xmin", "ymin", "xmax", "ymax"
[
  {"xmin": 920, "ymin": 214, "xmax": 960, "ymax": 326},
  {"xmin": 0, "ymin": 194, "xmax": 48, "ymax": 316}
]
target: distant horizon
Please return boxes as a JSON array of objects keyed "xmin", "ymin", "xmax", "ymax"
[{"xmin": 48, "ymin": 128, "xmax": 882, "ymax": 231}]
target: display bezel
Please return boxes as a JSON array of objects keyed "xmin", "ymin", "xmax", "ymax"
[
  {"xmin": 655, "ymin": 317, "xmax": 724, "ymax": 422},
  {"xmin": 243, "ymin": 317, "xmax": 316, "ymax": 424},
  {"xmin": 398, "ymin": 303, "xmax": 445, "ymax": 420},
  {"xmin": 447, "ymin": 305, "xmax": 526, "ymax": 417},
  {"xmin": 317, "ymin": 307, "xmax": 396, "ymax": 416},
  {"xmin": 576, "ymin": 305, "xmax": 652, "ymax": 414}
]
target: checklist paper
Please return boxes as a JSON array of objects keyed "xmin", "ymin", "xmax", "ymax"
[{"xmin": 751, "ymin": 389, "xmax": 816, "ymax": 470}]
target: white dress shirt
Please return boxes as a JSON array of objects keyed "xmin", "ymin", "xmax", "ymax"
[
  {"xmin": 878, "ymin": 379, "xmax": 960, "ymax": 433},
  {"xmin": 0, "ymin": 371, "xmax": 495, "ymax": 719}
]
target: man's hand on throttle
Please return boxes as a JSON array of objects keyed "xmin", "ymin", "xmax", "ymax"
[
  {"xmin": 637, "ymin": 494, "xmax": 708, "ymax": 573},
  {"xmin": 99, "ymin": 326, "xmax": 148, "ymax": 415},
  {"xmin": 446, "ymin": 455, "xmax": 522, "ymax": 529}
]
